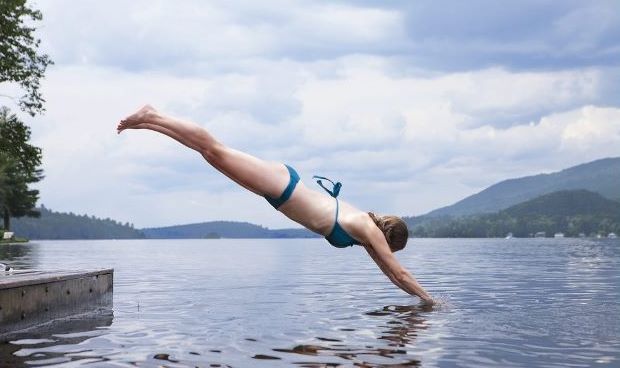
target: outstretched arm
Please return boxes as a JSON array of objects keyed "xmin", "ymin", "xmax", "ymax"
[{"xmin": 364, "ymin": 227, "xmax": 434, "ymax": 304}]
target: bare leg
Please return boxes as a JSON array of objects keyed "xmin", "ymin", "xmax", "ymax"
[
  {"xmin": 118, "ymin": 106, "xmax": 290, "ymax": 198},
  {"xmin": 128, "ymin": 123, "xmax": 201, "ymax": 152},
  {"xmin": 125, "ymin": 122, "xmax": 261, "ymax": 192}
]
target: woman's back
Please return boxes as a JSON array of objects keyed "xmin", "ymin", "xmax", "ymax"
[{"xmin": 280, "ymin": 181, "xmax": 367, "ymax": 241}]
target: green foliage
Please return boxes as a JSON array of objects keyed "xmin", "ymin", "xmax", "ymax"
[
  {"xmin": 0, "ymin": 107, "xmax": 43, "ymax": 230},
  {"xmin": 11, "ymin": 206, "xmax": 146, "ymax": 239},
  {"xmin": 0, "ymin": 152, "xmax": 10, "ymax": 207},
  {"xmin": 0, "ymin": 0, "xmax": 53, "ymax": 116},
  {"xmin": 504, "ymin": 190, "xmax": 620, "ymax": 217},
  {"xmin": 409, "ymin": 190, "xmax": 620, "ymax": 238}
]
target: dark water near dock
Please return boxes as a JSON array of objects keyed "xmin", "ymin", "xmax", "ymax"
[{"xmin": 1, "ymin": 238, "xmax": 619, "ymax": 367}]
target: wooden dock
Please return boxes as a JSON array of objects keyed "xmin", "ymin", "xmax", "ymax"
[{"xmin": 0, "ymin": 269, "xmax": 113, "ymax": 339}]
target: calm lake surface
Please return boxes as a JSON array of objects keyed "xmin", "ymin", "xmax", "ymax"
[{"xmin": 1, "ymin": 238, "xmax": 619, "ymax": 367}]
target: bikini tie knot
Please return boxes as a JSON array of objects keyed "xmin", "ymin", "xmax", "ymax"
[{"xmin": 312, "ymin": 175, "xmax": 341, "ymax": 198}]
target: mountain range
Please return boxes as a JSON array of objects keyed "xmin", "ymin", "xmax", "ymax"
[
  {"xmin": 6, "ymin": 157, "xmax": 619, "ymax": 239},
  {"xmin": 424, "ymin": 157, "xmax": 620, "ymax": 217},
  {"xmin": 410, "ymin": 189, "xmax": 620, "ymax": 238}
]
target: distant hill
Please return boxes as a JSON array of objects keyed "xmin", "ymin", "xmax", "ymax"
[
  {"xmin": 503, "ymin": 189, "xmax": 620, "ymax": 218},
  {"xmin": 10, "ymin": 206, "xmax": 145, "ymax": 240},
  {"xmin": 142, "ymin": 221, "xmax": 271, "ymax": 239},
  {"xmin": 7, "ymin": 206, "xmax": 319, "ymax": 240},
  {"xmin": 425, "ymin": 157, "xmax": 620, "ymax": 217},
  {"xmin": 142, "ymin": 221, "xmax": 318, "ymax": 239},
  {"xmin": 410, "ymin": 190, "xmax": 620, "ymax": 238}
]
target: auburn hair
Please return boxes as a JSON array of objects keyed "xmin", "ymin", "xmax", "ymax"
[{"xmin": 368, "ymin": 212, "xmax": 409, "ymax": 252}]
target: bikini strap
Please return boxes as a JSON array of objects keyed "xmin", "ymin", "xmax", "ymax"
[
  {"xmin": 335, "ymin": 193, "xmax": 340, "ymax": 220},
  {"xmin": 312, "ymin": 175, "xmax": 342, "ymax": 198}
]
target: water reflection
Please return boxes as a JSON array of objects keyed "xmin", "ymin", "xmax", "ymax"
[
  {"xmin": 274, "ymin": 304, "xmax": 431, "ymax": 367},
  {"xmin": 0, "ymin": 243, "xmax": 36, "ymax": 270},
  {"xmin": 0, "ymin": 309, "xmax": 113, "ymax": 367}
]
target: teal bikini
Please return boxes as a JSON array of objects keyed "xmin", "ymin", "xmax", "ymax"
[
  {"xmin": 264, "ymin": 164, "xmax": 360, "ymax": 248},
  {"xmin": 264, "ymin": 165, "xmax": 299, "ymax": 209},
  {"xmin": 313, "ymin": 175, "xmax": 361, "ymax": 248}
]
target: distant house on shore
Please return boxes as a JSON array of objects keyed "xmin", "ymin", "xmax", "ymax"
[
  {"xmin": 554, "ymin": 232, "xmax": 565, "ymax": 238},
  {"xmin": 609, "ymin": 232, "xmax": 618, "ymax": 239},
  {"xmin": 534, "ymin": 231, "xmax": 546, "ymax": 238}
]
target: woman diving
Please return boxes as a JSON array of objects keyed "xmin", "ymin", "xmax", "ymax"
[{"xmin": 117, "ymin": 105, "xmax": 434, "ymax": 305}]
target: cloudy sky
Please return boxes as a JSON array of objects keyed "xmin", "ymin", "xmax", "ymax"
[{"xmin": 5, "ymin": 0, "xmax": 620, "ymax": 229}]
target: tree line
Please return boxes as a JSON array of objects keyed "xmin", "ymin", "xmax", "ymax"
[
  {"xmin": 411, "ymin": 213, "xmax": 620, "ymax": 238},
  {"xmin": 409, "ymin": 190, "xmax": 620, "ymax": 238},
  {"xmin": 10, "ymin": 206, "xmax": 145, "ymax": 240}
]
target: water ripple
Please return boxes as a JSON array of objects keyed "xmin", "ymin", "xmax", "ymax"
[{"xmin": 1, "ymin": 238, "xmax": 618, "ymax": 367}]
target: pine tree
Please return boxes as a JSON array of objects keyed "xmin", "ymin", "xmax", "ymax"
[{"xmin": 0, "ymin": 107, "xmax": 43, "ymax": 230}]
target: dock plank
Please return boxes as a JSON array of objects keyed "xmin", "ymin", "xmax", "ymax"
[{"xmin": 0, "ymin": 269, "xmax": 113, "ymax": 338}]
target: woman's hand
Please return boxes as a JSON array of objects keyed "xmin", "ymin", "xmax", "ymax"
[{"xmin": 362, "ymin": 227, "xmax": 434, "ymax": 302}]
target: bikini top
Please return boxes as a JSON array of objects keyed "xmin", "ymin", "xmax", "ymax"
[{"xmin": 313, "ymin": 175, "xmax": 361, "ymax": 248}]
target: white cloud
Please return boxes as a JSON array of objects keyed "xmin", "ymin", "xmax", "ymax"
[
  {"xmin": 36, "ymin": 0, "xmax": 405, "ymax": 71},
  {"xmin": 559, "ymin": 106, "xmax": 620, "ymax": 153},
  {"xmin": 20, "ymin": 59, "xmax": 620, "ymax": 227},
  {"xmin": 5, "ymin": 1, "xmax": 618, "ymax": 228}
]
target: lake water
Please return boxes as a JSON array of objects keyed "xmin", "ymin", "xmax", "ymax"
[{"xmin": 1, "ymin": 238, "xmax": 619, "ymax": 367}]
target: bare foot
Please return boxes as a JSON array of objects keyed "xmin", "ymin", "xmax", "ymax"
[{"xmin": 117, "ymin": 105, "xmax": 158, "ymax": 133}]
